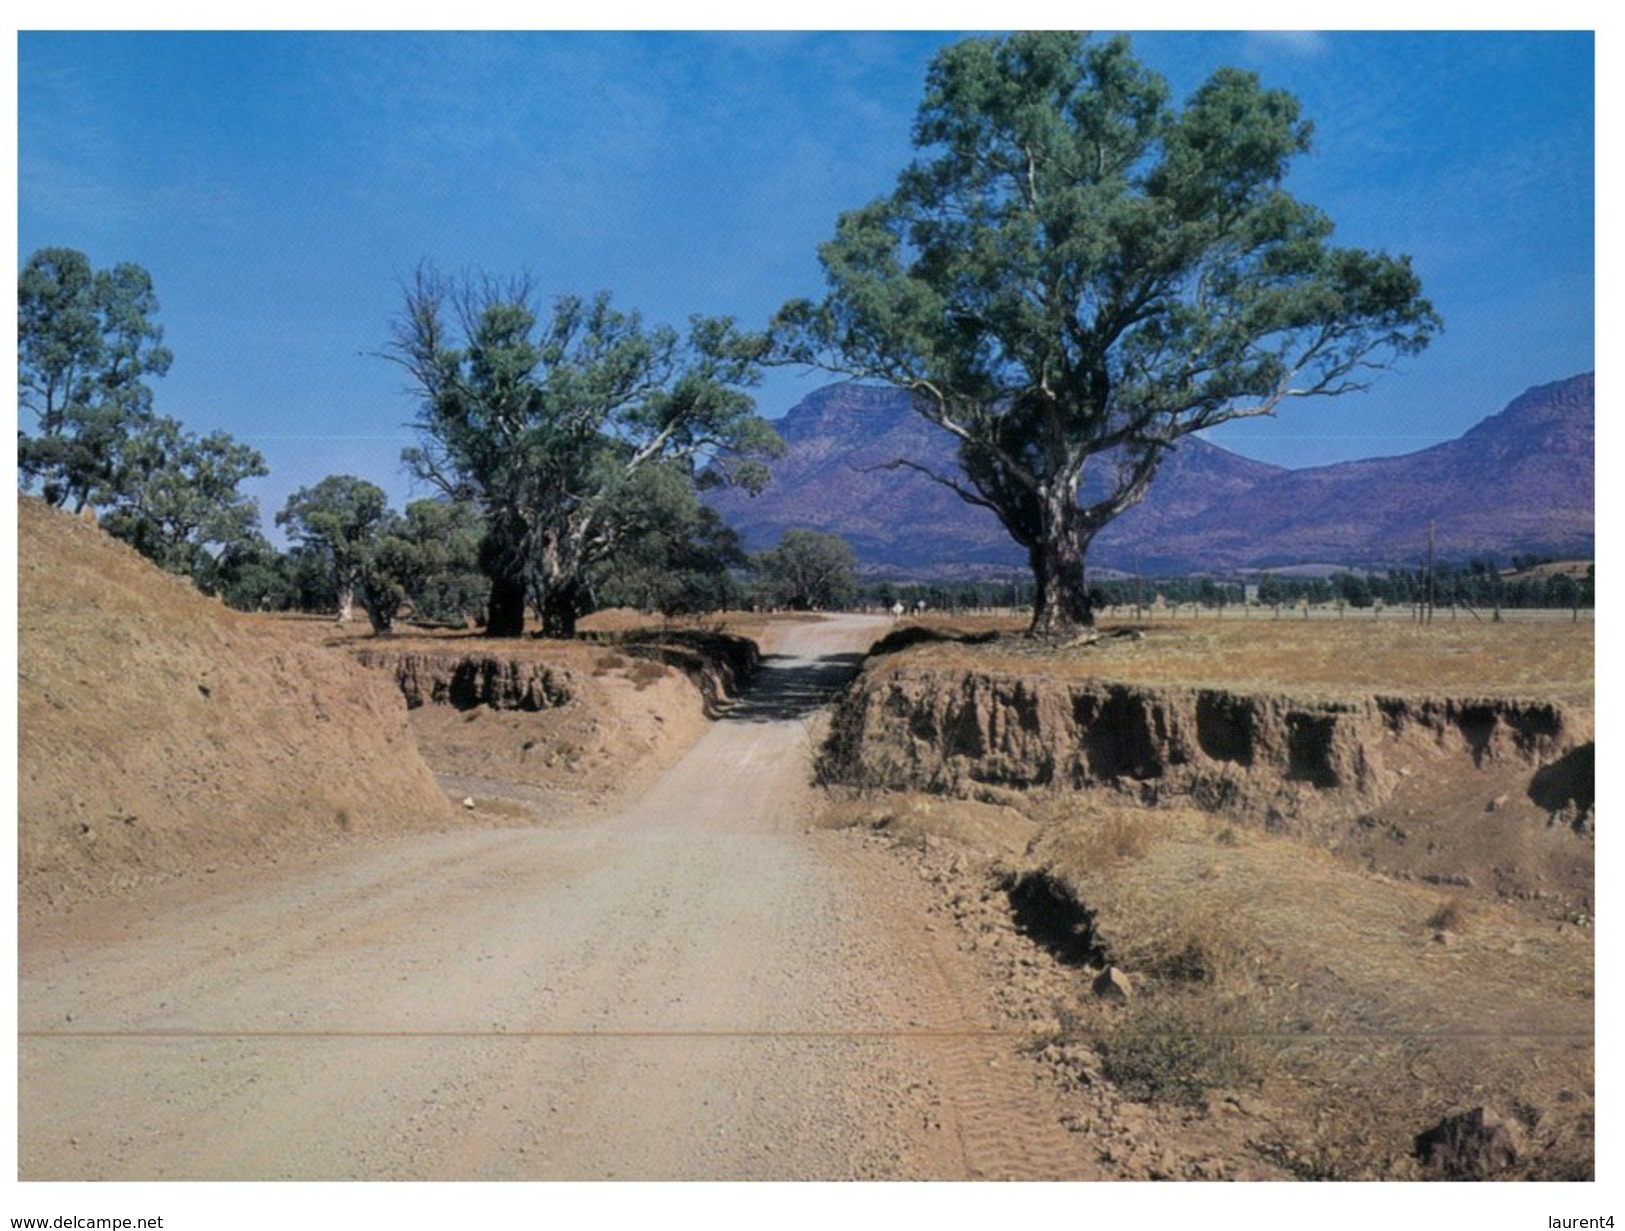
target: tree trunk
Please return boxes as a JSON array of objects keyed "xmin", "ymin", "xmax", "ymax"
[
  {"xmin": 480, "ymin": 515, "xmax": 531, "ymax": 637},
  {"xmin": 533, "ymin": 530, "xmax": 588, "ymax": 639},
  {"xmin": 1026, "ymin": 496, "xmax": 1095, "ymax": 638},
  {"xmin": 537, "ymin": 578, "xmax": 585, "ymax": 639},
  {"xmin": 335, "ymin": 582, "xmax": 356, "ymax": 624},
  {"xmin": 485, "ymin": 572, "xmax": 528, "ymax": 638}
]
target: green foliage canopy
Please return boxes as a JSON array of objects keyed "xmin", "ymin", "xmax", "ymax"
[
  {"xmin": 395, "ymin": 498, "xmax": 489, "ymax": 626},
  {"xmin": 589, "ymin": 462, "xmax": 747, "ymax": 618},
  {"xmin": 18, "ymin": 248, "xmax": 175, "ymax": 513},
  {"xmin": 391, "ymin": 267, "xmax": 782, "ymax": 636},
  {"xmin": 277, "ymin": 475, "xmax": 392, "ymax": 624},
  {"xmin": 277, "ymin": 475, "xmax": 489, "ymax": 633},
  {"xmin": 98, "ymin": 420, "xmax": 268, "ymax": 579},
  {"xmin": 19, "ymin": 247, "xmax": 267, "ymax": 587},
  {"xmin": 754, "ymin": 529, "xmax": 859, "ymax": 611}
]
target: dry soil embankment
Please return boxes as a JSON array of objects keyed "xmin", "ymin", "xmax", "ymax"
[
  {"xmin": 17, "ymin": 497, "xmax": 452, "ymax": 912},
  {"xmin": 346, "ymin": 628, "xmax": 759, "ymax": 816},
  {"xmin": 17, "ymin": 501, "xmax": 1593, "ymax": 1180},
  {"xmin": 352, "ymin": 628, "xmax": 757, "ymax": 717},
  {"xmin": 823, "ymin": 663, "xmax": 1592, "ymax": 819},
  {"xmin": 820, "ymin": 637, "xmax": 1593, "ymax": 915}
]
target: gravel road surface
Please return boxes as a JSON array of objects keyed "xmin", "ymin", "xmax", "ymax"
[{"xmin": 19, "ymin": 615, "xmax": 1089, "ymax": 1181}]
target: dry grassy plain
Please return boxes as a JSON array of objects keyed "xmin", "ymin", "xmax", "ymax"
[{"xmin": 885, "ymin": 607, "xmax": 1593, "ymax": 700}]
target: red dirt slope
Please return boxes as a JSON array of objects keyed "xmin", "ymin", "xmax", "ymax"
[{"xmin": 17, "ymin": 496, "xmax": 453, "ymax": 912}]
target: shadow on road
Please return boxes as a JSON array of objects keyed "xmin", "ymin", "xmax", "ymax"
[{"xmin": 722, "ymin": 651, "xmax": 868, "ymax": 723}]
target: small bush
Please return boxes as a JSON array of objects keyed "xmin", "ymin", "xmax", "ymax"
[
  {"xmin": 1137, "ymin": 898, "xmax": 1255, "ymax": 989},
  {"xmin": 1427, "ymin": 895, "xmax": 1469, "ymax": 933},
  {"xmin": 1094, "ymin": 811, "xmax": 1159, "ymax": 862},
  {"xmin": 1101, "ymin": 992, "xmax": 1263, "ymax": 1106}
]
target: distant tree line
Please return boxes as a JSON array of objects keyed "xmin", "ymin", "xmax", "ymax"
[
  {"xmin": 848, "ymin": 560, "xmax": 1594, "ymax": 618},
  {"xmin": 1244, "ymin": 561, "xmax": 1593, "ymax": 614}
]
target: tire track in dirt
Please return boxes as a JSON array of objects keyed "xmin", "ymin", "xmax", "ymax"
[{"xmin": 823, "ymin": 833, "xmax": 1104, "ymax": 1181}]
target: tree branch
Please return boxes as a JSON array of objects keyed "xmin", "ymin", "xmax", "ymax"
[{"xmin": 854, "ymin": 456, "xmax": 1001, "ymax": 513}]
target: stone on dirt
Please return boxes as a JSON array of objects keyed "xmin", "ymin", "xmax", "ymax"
[{"xmin": 1092, "ymin": 965, "xmax": 1134, "ymax": 1001}]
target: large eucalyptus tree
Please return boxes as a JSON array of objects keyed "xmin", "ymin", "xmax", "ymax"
[
  {"xmin": 776, "ymin": 32, "xmax": 1440, "ymax": 636},
  {"xmin": 391, "ymin": 267, "xmax": 781, "ymax": 637}
]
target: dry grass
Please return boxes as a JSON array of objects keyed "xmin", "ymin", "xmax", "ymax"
[
  {"xmin": 626, "ymin": 659, "xmax": 669, "ymax": 689},
  {"xmin": 816, "ymin": 791, "xmax": 1039, "ymax": 859},
  {"xmin": 1027, "ymin": 805, "xmax": 1593, "ymax": 1172},
  {"xmin": 1100, "ymin": 990, "xmax": 1268, "ymax": 1108},
  {"xmin": 885, "ymin": 613, "xmax": 1593, "ymax": 702},
  {"xmin": 1032, "ymin": 810, "xmax": 1255, "ymax": 989},
  {"xmin": 1022, "ymin": 801, "xmax": 1169, "ymax": 870}
]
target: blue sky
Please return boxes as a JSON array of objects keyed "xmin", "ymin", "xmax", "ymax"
[{"xmin": 16, "ymin": 29, "xmax": 1596, "ymax": 540}]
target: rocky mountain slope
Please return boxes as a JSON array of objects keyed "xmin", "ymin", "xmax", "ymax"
[
  {"xmin": 1160, "ymin": 373, "xmax": 1595, "ymax": 569},
  {"xmin": 709, "ymin": 373, "xmax": 1594, "ymax": 574}
]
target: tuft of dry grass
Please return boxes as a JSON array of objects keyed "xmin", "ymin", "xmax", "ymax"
[
  {"xmin": 1140, "ymin": 898, "xmax": 1255, "ymax": 988},
  {"xmin": 627, "ymin": 659, "xmax": 668, "ymax": 689},
  {"xmin": 1034, "ymin": 811, "xmax": 1258, "ymax": 992},
  {"xmin": 815, "ymin": 791, "xmax": 1039, "ymax": 859},
  {"xmin": 1426, "ymin": 895, "xmax": 1470, "ymax": 934},
  {"xmin": 1026, "ymin": 802, "xmax": 1168, "ymax": 870},
  {"xmin": 1099, "ymin": 990, "xmax": 1266, "ymax": 1107}
]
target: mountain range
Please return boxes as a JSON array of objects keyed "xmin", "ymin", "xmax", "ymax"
[{"xmin": 707, "ymin": 373, "xmax": 1594, "ymax": 577}]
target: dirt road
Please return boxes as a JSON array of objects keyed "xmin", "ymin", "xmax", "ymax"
[{"xmin": 19, "ymin": 615, "xmax": 1090, "ymax": 1181}]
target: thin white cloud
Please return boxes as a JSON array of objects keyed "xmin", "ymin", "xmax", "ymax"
[{"xmin": 1245, "ymin": 31, "xmax": 1331, "ymax": 57}]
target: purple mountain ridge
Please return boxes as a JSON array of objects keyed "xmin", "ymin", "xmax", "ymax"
[{"xmin": 707, "ymin": 373, "xmax": 1594, "ymax": 576}]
